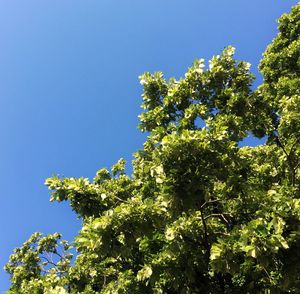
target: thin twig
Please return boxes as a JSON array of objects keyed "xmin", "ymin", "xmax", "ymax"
[
  {"xmin": 41, "ymin": 256, "xmax": 57, "ymax": 267},
  {"xmin": 204, "ymin": 213, "xmax": 231, "ymax": 221},
  {"xmin": 114, "ymin": 196, "xmax": 129, "ymax": 203},
  {"xmin": 200, "ymin": 199, "xmax": 221, "ymax": 209}
]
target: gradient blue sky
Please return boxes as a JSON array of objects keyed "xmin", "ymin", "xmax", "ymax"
[{"xmin": 0, "ymin": 1, "xmax": 298, "ymax": 290}]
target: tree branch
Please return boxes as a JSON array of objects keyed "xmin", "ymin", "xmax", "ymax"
[
  {"xmin": 41, "ymin": 256, "xmax": 57, "ymax": 267},
  {"xmin": 204, "ymin": 213, "xmax": 231, "ymax": 221},
  {"xmin": 200, "ymin": 199, "xmax": 221, "ymax": 209}
]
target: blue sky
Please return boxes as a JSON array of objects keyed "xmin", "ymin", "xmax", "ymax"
[{"xmin": 0, "ymin": 0, "xmax": 298, "ymax": 290}]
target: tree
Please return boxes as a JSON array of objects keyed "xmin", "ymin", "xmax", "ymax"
[{"xmin": 5, "ymin": 3, "xmax": 300, "ymax": 293}]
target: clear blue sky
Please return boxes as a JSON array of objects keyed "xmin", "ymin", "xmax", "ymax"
[{"xmin": 0, "ymin": 0, "xmax": 298, "ymax": 290}]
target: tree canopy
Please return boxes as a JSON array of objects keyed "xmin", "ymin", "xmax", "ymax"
[{"xmin": 5, "ymin": 3, "xmax": 300, "ymax": 293}]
